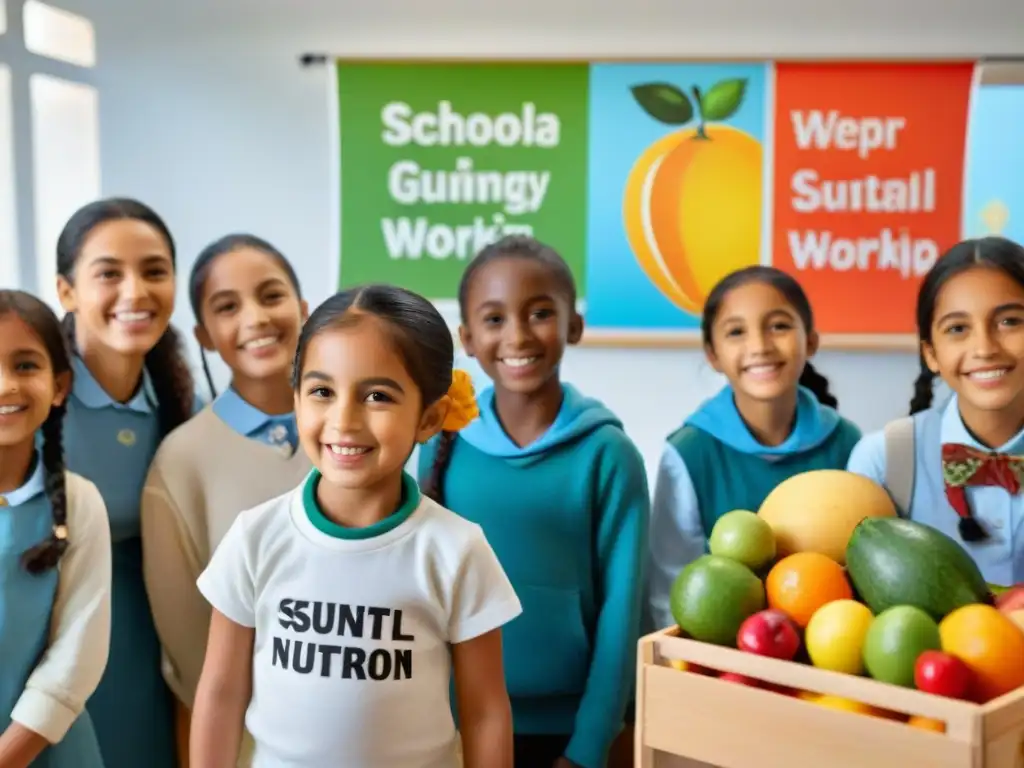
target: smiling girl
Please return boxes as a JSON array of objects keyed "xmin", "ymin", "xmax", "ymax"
[
  {"xmin": 848, "ymin": 237, "xmax": 1024, "ymax": 585},
  {"xmin": 141, "ymin": 234, "xmax": 311, "ymax": 762},
  {"xmin": 55, "ymin": 198, "xmax": 196, "ymax": 768},
  {"xmin": 191, "ymin": 284, "xmax": 520, "ymax": 768},
  {"xmin": 419, "ymin": 236, "xmax": 649, "ymax": 768},
  {"xmin": 646, "ymin": 266, "xmax": 861, "ymax": 633},
  {"xmin": 0, "ymin": 290, "xmax": 110, "ymax": 768}
]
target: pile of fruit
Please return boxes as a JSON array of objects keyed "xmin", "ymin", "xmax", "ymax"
[{"xmin": 668, "ymin": 469, "xmax": 1024, "ymax": 730}]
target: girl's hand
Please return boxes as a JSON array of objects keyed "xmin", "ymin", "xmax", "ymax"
[
  {"xmin": 552, "ymin": 758, "xmax": 579, "ymax": 768},
  {"xmin": 0, "ymin": 723, "xmax": 48, "ymax": 768}
]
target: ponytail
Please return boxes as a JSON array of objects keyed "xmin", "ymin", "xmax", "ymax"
[
  {"xmin": 62, "ymin": 313, "xmax": 194, "ymax": 437},
  {"xmin": 798, "ymin": 361, "xmax": 838, "ymax": 409},
  {"xmin": 421, "ymin": 431, "xmax": 457, "ymax": 506},
  {"xmin": 22, "ymin": 404, "xmax": 69, "ymax": 572},
  {"xmin": 909, "ymin": 359, "xmax": 935, "ymax": 415},
  {"xmin": 145, "ymin": 326, "xmax": 195, "ymax": 436}
]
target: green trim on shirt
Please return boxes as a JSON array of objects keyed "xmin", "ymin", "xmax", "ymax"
[{"xmin": 302, "ymin": 470, "xmax": 421, "ymax": 539}]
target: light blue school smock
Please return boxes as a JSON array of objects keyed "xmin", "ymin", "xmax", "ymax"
[
  {"xmin": 211, "ymin": 387, "xmax": 298, "ymax": 453},
  {"xmin": 847, "ymin": 393, "xmax": 1023, "ymax": 586},
  {"xmin": 0, "ymin": 455, "xmax": 104, "ymax": 768},
  {"xmin": 62, "ymin": 356, "xmax": 178, "ymax": 768}
]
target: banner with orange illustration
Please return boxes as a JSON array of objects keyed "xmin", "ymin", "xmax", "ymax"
[{"xmin": 584, "ymin": 61, "xmax": 976, "ymax": 341}]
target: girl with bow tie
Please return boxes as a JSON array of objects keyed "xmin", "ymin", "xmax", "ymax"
[{"xmin": 847, "ymin": 236, "xmax": 1024, "ymax": 587}]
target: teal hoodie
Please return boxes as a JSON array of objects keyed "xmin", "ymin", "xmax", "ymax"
[
  {"xmin": 418, "ymin": 384, "xmax": 649, "ymax": 768},
  {"xmin": 645, "ymin": 385, "xmax": 862, "ymax": 632}
]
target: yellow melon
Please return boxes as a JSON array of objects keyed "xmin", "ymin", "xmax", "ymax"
[{"xmin": 757, "ymin": 470, "xmax": 896, "ymax": 564}]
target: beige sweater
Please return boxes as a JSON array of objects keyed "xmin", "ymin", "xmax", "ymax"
[{"xmin": 140, "ymin": 405, "xmax": 311, "ymax": 708}]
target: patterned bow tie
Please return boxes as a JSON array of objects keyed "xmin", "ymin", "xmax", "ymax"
[{"xmin": 941, "ymin": 443, "xmax": 1024, "ymax": 542}]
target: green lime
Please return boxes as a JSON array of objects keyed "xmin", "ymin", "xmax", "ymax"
[
  {"xmin": 670, "ymin": 554, "xmax": 766, "ymax": 646},
  {"xmin": 863, "ymin": 605, "xmax": 940, "ymax": 687},
  {"xmin": 709, "ymin": 509, "xmax": 777, "ymax": 570}
]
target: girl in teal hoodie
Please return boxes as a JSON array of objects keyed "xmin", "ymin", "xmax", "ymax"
[
  {"xmin": 646, "ymin": 266, "xmax": 862, "ymax": 632},
  {"xmin": 419, "ymin": 235, "xmax": 649, "ymax": 768}
]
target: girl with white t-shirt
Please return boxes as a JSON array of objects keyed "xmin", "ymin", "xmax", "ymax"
[
  {"xmin": 192, "ymin": 284, "xmax": 522, "ymax": 768},
  {"xmin": 0, "ymin": 290, "xmax": 111, "ymax": 768}
]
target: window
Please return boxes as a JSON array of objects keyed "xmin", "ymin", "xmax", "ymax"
[
  {"xmin": 30, "ymin": 73, "xmax": 100, "ymax": 307},
  {"xmin": 0, "ymin": 65, "xmax": 17, "ymax": 289},
  {"xmin": 23, "ymin": 1, "xmax": 96, "ymax": 68}
]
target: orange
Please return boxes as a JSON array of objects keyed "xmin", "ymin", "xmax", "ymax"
[
  {"xmin": 765, "ymin": 552, "xmax": 853, "ymax": 628},
  {"xmin": 939, "ymin": 604, "xmax": 1024, "ymax": 703},
  {"xmin": 622, "ymin": 124, "xmax": 762, "ymax": 313},
  {"xmin": 908, "ymin": 715, "xmax": 946, "ymax": 733}
]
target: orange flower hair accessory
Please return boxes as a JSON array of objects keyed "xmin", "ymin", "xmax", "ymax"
[{"xmin": 442, "ymin": 369, "xmax": 479, "ymax": 432}]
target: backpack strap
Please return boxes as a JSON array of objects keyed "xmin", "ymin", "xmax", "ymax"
[{"xmin": 883, "ymin": 416, "xmax": 915, "ymax": 517}]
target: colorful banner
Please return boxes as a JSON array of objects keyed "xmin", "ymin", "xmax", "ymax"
[
  {"xmin": 771, "ymin": 63, "xmax": 974, "ymax": 335},
  {"xmin": 335, "ymin": 62, "xmax": 589, "ymax": 300},
  {"xmin": 334, "ymin": 60, "xmax": 987, "ymax": 340}
]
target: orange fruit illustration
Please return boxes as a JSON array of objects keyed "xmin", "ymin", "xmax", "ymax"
[
  {"xmin": 765, "ymin": 552, "xmax": 854, "ymax": 628},
  {"xmin": 622, "ymin": 77, "xmax": 763, "ymax": 313}
]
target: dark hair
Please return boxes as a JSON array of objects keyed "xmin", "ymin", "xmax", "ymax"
[
  {"xmin": 293, "ymin": 285, "xmax": 454, "ymax": 489},
  {"xmin": 909, "ymin": 237, "xmax": 1024, "ymax": 543},
  {"xmin": 0, "ymin": 290, "xmax": 73, "ymax": 573},
  {"xmin": 189, "ymin": 233, "xmax": 303, "ymax": 399},
  {"xmin": 910, "ymin": 237, "xmax": 1024, "ymax": 416},
  {"xmin": 701, "ymin": 266, "xmax": 838, "ymax": 409},
  {"xmin": 420, "ymin": 235, "xmax": 577, "ymax": 503},
  {"xmin": 56, "ymin": 198, "xmax": 195, "ymax": 438},
  {"xmin": 456, "ymin": 234, "xmax": 577, "ymax": 322}
]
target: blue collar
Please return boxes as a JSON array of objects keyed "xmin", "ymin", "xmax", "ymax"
[
  {"xmin": 212, "ymin": 387, "xmax": 291, "ymax": 436},
  {"xmin": 72, "ymin": 355, "xmax": 154, "ymax": 414},
  {"xmin": 940, "ymin": 394, "xmax": 1024, "ymax": 453},
  {"xmin": 0, "ymin": 453, "xmax": 46, "ymax": 507}
]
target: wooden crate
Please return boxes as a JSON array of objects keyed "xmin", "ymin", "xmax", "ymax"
[{"xmin": 634, "ymin": 627, "xmax": 1024, "ymax": 768}]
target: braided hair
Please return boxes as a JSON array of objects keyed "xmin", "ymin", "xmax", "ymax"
[{"xmin": 0, "ymin": 290, "xmax": 73, "ymax": 573}]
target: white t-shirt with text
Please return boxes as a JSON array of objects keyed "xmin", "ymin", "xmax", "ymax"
[{"xmin": 197, "ymin": 473, "xmax": 522, "ymax": 768}]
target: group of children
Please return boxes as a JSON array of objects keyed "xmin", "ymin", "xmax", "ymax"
[{"xmin": 0, "ymin": 194, "xmax": 1022, "ymax": 768}]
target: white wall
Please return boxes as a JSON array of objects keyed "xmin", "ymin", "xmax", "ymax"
[{"xmin": 85, "ymin": 0, "xmax": 1024, "ymax": 478}]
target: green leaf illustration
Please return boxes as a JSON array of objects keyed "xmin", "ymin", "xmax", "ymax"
[
  {"xmin": 699, "ymin": 78, "xmax": 748, "ymax": 122},
  {"xmin": 629, "ymin": 83, "xmax": 694, "ymax": 125}
]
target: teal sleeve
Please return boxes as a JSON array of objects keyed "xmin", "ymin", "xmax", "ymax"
[
  {"xmin": 837, "ymin": 418, "xmax": 864, "ymax": 465},
  {"xmin": 565, "ymin": 436, "xmax": 650, "ymax": 768}
]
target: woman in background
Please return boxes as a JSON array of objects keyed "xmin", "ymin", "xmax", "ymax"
[{"xmin": 55, "ymin": 197, "xmax": 196, "ymax": 768}]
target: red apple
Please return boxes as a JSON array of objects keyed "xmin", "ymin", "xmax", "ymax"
[
  {"xmin": 914, "ymin": 651, "xmax": 972, "ymax": 700},
  {"xmin": 995, "ymin": 585, "xmax": 1024, "ymax": 614},
  {"xmin": 737, "ymin": 609, "xmax": 801, "ymax": 661},
  {"xmin": 719, "ymin": 672, "xmax": 760, "ymax": 687}
]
